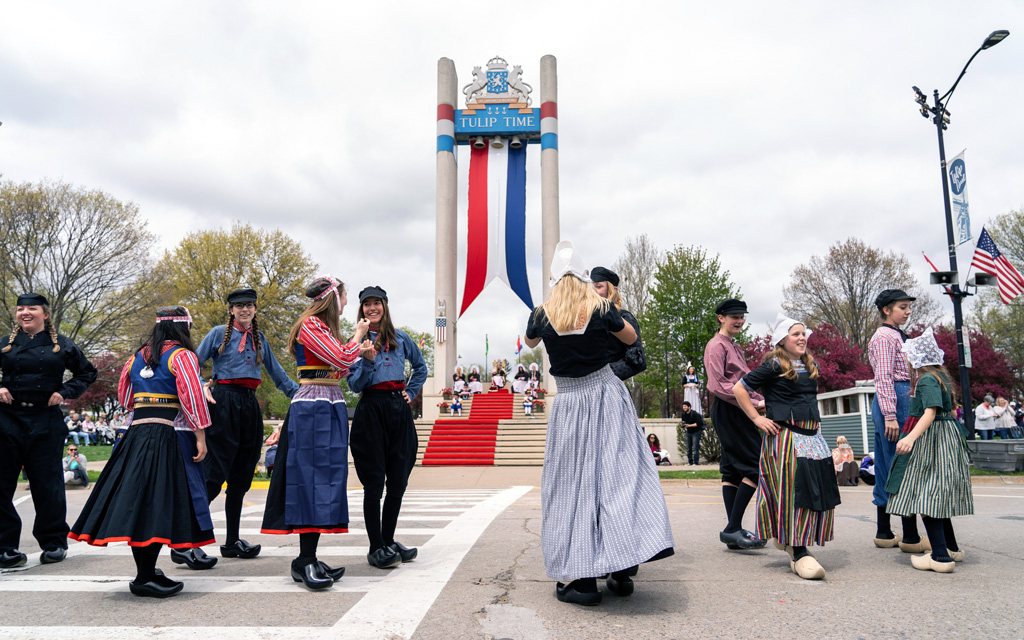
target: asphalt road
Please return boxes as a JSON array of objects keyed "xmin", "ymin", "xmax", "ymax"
[{"xmin": 1, "ymin": 471, "xmax": 1022, "ymax": 639}]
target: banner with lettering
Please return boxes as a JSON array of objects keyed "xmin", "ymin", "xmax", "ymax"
[{"xmin": 948, "ymin": 150, "xmax": 971, "ymax": 246}]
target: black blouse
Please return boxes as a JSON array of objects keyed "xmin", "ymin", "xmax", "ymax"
[
  {"xmin": 525, "ymin": 305, "xmax": 625, "ymax": 378},
  {"xmin": 0, "ymin": 332, "xmax": 97, "ymax": 409},
  {"xmin": 741, "ymin": 358, "xmax": 820, "ymax": 423}
]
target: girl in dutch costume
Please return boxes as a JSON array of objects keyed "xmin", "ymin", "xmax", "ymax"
[
  {"xmin": 260, "ymin": 276, "xmax": 372, "ymax": 590},
  {"xmin": 0, "ymin": 293, "xmax": 97, "ymax": 569},
  {"xmin": 69, "ymin": 306, "xmax": 213, "ymax": 598},
  {"xmin": 348, "ymin": 285, "xmax": 428, "ymax": 569},
  {"xmin": 885, "ymin": 328, "xmax": 973, "ymax": 573},
  {"xmin": 733, "ymin": 314, "xmax": 841, "ymax": 580},
  {"xmin": 176, "ymin": 288, "xmax": 298, "ymax": 570},
  {"xmin": 525, "ymin": 241, "xmax": 674, "ymax": 606}
]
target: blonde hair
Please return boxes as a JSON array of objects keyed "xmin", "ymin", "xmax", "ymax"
[
  {"xmin": 762, "ymin": 345, "xmax": 819, "ymax": 381},
  {"xmin": 287, "ymin": 287, "xmax": 344, "ymax": 355},
  {"xmin": 607, "ymin": 284, "xmax": 622, "ymax": 310},
  {"xmin": 539, "ymin": 276, "xmax": 610, "ymax": 333}
]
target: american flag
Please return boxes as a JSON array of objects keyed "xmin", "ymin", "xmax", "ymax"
[
  {"xmin": 970, "ymin": 227, "xmax": 1024, "ymax": 304},
  {"xmin": 435, "ymin": 317, "xmax": 446, "ymax": 344}
]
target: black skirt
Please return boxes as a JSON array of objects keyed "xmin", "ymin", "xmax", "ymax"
[{"xmin": 70, "ymin": 417, "xmax": 214, "ymax": 548}]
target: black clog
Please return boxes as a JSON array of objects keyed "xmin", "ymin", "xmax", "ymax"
[
  {"xmin": 291, "ymin": 561, "xmax": 334, "ymax": 590},
  {"xmin": 720, "ymin": 529, "xmax": 764, "ymax": 550},
  {"xmin": 129, "ymin": 574, "xmax": 184, "ymax": 598},
  {"xmin": 221, "ymin": 539, "xmax": 261, "ymax": 559},
  {"xmin": 389, "ymin": 541, "xmax": 418, "ymax": 563},
  {"xmin": 605, "ymin": 572, "xmax": 635, "ymax": 597},
  {"xmin": 40, "ymin": 548, "xmax": 66, "ymax": 564},
  {"xmin": 317, "ymin": 561, "xmax": 346, "ymax": 581},
  {"xmin": 555, "ymin": 581, "xmax": 602, "ymax": 606},
  {"xmin": 367, "ymin": 547, "xmax": 402, "ymax": 569},
  {"xmin": 170, "ymin": 547, "xmax": 218, "ymax": 570},
  {"xmin": 0, "ymin": 549, "xmax": 27, "ymax": 568}
]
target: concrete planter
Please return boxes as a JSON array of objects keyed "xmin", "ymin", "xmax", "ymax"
[{"xmin": 967, "ymin": 440, "xmax": 1024, "ymax": 472}]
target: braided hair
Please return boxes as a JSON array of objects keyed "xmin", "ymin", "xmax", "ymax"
[
  {"xmin": 1, "ymin": 304, "xmax": 60, "ymax": 353},
  {"xmin": 216, "ymin": 308, "xmax": 263, "ymax": 366}
]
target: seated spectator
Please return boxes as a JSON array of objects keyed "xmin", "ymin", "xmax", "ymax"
[
  {"xmin": 80, "ymin": 415, "xmax": 97, "ymax": 446},
  {"xmin": 65, "ymin": 411, "xmax": 88, "ymax": 446},
  {"xmin": 832, "ymin": 436, "xmax": 858, "ymax": 486},
  {"xmin": 647, "ymin": 433, "xmax": 671, "ymax": 466},
  {"xmin": 96, "ymin": 417, "xmax": 116, "ymax": 445},
  {"xmin": 63, "ymin": 445, "xmax": 88, "ymax": 488},
  {"xmin": 859, "ymin": 452, "xmax": 875, "ymax": 486}
]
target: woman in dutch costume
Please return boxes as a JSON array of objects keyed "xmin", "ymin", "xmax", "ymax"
[
  {"xmin": 348, "ymin": 285, "xmax": 428, "ymax": 569},
  {"xmin": 69, "ymin": 306, "xmax": 213, "ymax": 598},
  {"xmin": 260, "ymin": 276, "xmax": 372, "ymax": 590},
  {"xmin": 512, "ymin": 364, "xmax": 530, "ymax": 394},
  {"xmin": 885, "ymin": 328, "xmax": 973, "ymax": 573},
  {"xmin": 0, "ymin": 293, "xmax": 97, "ymax": 569},
  {"xmin": 452, "ymin": 366, "xmax": 467, "ymax": 395},
  {"xmin": 590, "ymin": 266, "xmax": 646, "ymax": 381},
  {"xmin": 733, "ymin": 314, "xmax": 841, "ymax": 580},
  {"xmin": 173, "ymin": 288, "xmax": 298, "ymax": 570},
  {"xmin": 525, "ymin": 241, "xmax": 674, "ymax": 606}
]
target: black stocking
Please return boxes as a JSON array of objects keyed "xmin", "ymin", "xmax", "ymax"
[
  {"xmin": 921, "ymin": 515, "xmax": 951, "ymax": 562},
  {"xmin": 725, "ymin": 482, "xmax": 756, "ymax": 533},
  {"xmin": 382, "ymin": 490, "xmax": 406, "ymax": 545},
  {"xmin": 722, "ymin": 484, "xmax": 738, "ymax": 520},
  {"xmin": 901, "ymin": 515, "xmax": 921, "ymax": 544},
  {"xmin": 943, "ymin": 519, "xmax": 959, "ymax": 552},
  {"xmin": 131, "ymin": 544, "xmax": 162, "ymax": 583},
  {"xmin": 296, "ymin": 532, "xmax": 320, "ymax": 567},
  {"xmin": 876, "ymin": 505, "xmax": 893, "ymax": 538},
  {"xmin": 363, "ymin": 493, "xmax": 383, "ymax": 552},
  {"xmin": 224, "ymin": 491, "xmax": 244, "ymax": 545}
]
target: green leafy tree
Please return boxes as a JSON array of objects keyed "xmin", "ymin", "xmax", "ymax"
[
  {"xmin": 161, "ymin": 222, "xmax": 319, "ymax": 417},
  {"xmin": 0, "ymin": 179, "xmax": 162, "ymax": 354},
  {"xmin": 638, "ymin": 245, "xmax": 743, "ymax": 417},
  {"xmin": 782, "ymin": 238, "xmax": 940, "ymax": 351}
]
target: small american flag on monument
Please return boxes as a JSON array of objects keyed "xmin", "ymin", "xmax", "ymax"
[
  {"xmin": 435, "ymin": 317, "xmax": 446, "ymax": 344},
  {"xmin": 970, "ymin": 227, "xmax": 1024, "ymax": 304}
]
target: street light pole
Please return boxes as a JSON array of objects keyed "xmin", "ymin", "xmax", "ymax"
[{"xmin": 914, "ymin": 29, "xmax": 1009, "ymax": 439}]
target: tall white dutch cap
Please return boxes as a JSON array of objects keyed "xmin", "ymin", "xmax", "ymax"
[
  {"xmin": 771, "ymin": 313, "xmax": 812, "ymax": 346},
  {"xmin": 549, "ymin": 240, "xmax": 591, "ymax": 286}
]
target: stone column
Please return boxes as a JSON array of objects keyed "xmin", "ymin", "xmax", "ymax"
[
  {"xmin": 540, "ymin": 54, "xmax": 560, "ymax": 392},
  {"xmin": 434, "ymin": 57, "xmax": 458, "ymax": 402}
]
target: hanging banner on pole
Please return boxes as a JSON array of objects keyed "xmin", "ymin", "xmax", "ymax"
[{"xmin": 948, "ymin": 150, "xmax": 971, "ymax": 246}]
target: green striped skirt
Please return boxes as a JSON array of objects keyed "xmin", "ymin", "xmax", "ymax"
[{"xmin": 886, "ymin": 415, "xmax": 973, "ymax": 519}]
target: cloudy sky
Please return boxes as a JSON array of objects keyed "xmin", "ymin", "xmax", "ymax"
[{"xmin": 2, "ymin": 2, "xmax": 1021, "ymax": 370}]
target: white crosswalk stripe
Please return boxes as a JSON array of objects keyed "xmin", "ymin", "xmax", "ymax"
[{"xmin": 0, "ymin": 485, "xmax": 532, "ymax": 640}]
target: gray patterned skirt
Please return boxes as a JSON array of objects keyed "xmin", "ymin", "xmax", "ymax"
[
  {"xmin": 542, "ymin": 365, "xmax": 675, "ymax": 581},
  {"xmin": 886, "ymin": 416, "xmax": 974, "ymax": 519}
]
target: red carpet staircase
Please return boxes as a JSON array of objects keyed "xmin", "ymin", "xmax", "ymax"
[{"xmin": 421, "ymin": 390, "xmax": 513, "ymax": 465}]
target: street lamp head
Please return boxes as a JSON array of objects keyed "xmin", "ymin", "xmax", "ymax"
[{"xmin": 981, "ymin": 30, "xmax": 1009, "ymax": 50}]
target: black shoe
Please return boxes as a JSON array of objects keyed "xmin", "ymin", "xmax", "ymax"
[
  {"xmin": 170, "ymin": 547, "xmax": 218, "ymax": 570},
  {"xmin": 367, "ymin": 547, "xmax": 402, "ymax": 569},
  {"xmin": 555, "ymin": 581, "xmax": 603, "ymax": 606},
  {"xmin": 317, "ymin": 561, "xmax": 346, "ymax": 581},
  {"xmin": 628, "ymin": 565, "xmax": 639, "ymax": 577},
  {"xmin": 129, "ymin": 574, "xmax": 184, "ymax": 598},
  {"xmin": 0, "ymin": 549, "xmax": 28, "ymax": 568},
  {"xmin": 221, "ymin": 539, "xmax": 261, "ymax": 559},
  {"xmin": 40, "ymin": 547, "xmax": 66, "ymax": 564},
  {"xmin": 605, "ymin": 572, "xmax": 635, "ymax": 597},
  {"xmin": 720, "ymin": 529, "xmax": 762, "ymax": 550},
  {"xmin": 388, "ymin": 541, "xmax": 418, "ymax": 563},
  {"xmin": 291, "ymin": 561, "xmax": 334, "ymax": 590}
]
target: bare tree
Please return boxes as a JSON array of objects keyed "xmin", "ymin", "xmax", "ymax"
[
  {"xmin": 0, "ymin": 179, "xmax": 160, "ymax": 354},
  {"xmin": 613, "ymin": 233, "xmax": 661, "ymax": 318},
  {"xmin": 782, "ymin": 237, "xmax": 940, "ymax": 349}
]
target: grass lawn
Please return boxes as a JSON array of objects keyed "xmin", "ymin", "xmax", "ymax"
[
  {"xmin": 659, "ymin": 469, "xmax": 722, "ymax": 480},
  {"xmin": 970, "ymin": 467, "xmax": 1024, "ymax": 476},
  {"xmin": 73, "ymin": 445, "xmax": 113, "ymax": 462}
]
